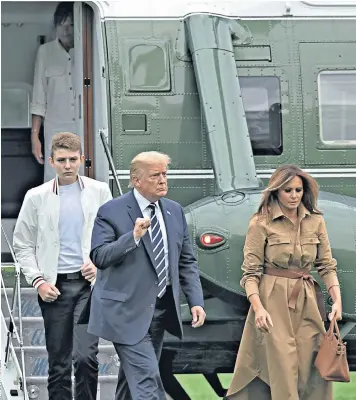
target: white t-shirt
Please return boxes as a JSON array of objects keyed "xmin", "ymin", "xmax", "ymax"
[{"xmin": 58, "ymin": 181, "xmax": 84, "ymax": 273}]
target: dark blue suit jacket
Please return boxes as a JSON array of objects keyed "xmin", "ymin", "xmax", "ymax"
[{"xmin": 87, "ymin": 190, "xmax": 204, "ymax": 345}]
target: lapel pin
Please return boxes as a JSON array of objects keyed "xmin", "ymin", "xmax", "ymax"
[{"xmin": 167, "ymin": 210, "xmax": 171, "ymax": 215}]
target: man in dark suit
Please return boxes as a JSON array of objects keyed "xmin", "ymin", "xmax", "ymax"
[{"xmin": 88, "ymin": 151, "xmax": 206, "ymax": 400}]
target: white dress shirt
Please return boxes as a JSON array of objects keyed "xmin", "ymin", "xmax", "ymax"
[
  {"xmin": 133, "ymin": 189, "xmax": 170, "ymax": 285},
  {"xmin": 31, "ymin": 38, "xmax": 76, "ymax": 124},
  {"xmin": 31, "ymin": 39, "xmax": 77, "ymax": 181}
]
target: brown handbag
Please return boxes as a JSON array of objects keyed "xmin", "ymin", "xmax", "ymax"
[{"xmin": 314, "ymin": 318, "xmax": 350, "ymax": 382}]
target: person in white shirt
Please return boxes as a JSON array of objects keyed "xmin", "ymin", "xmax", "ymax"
[
  {"xmin": 13, "ymin": 132, "xmax": 112, "ymax": 400},
  {"xmin": 31, "ymin": 2, "xmax": 77, "ymax": 182}
]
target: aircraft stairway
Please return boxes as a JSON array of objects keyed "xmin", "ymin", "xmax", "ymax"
[
  {"xmin": 1, "ymin": 222, "xmax": 120, "ymax": 400},
  {"xmin": 1, "ymin": 271, "xmax": 27, "ymax": 400},
  {"xmin": 1, "ymin": 266, "xmax": 119, "ymax": 400}
]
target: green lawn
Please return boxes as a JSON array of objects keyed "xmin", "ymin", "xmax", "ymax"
[{"xmin": 176, "ymin": 372, "xmax": 356, "ymax": 399}]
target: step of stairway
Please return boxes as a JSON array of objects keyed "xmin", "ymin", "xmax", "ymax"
[
  {"xmin": 25, "ymin": 376, "xmax": 173, "ymax": 400},
  {"xmin": 14, "ymin": 345, "xmax": 119, "ymax": 378},
  {"xmin": 26, "ymin": 375, "xmax": 117, "ymax": 400},
  {"xmin": 4, "ymin": 317, "xmax": 112, "ymax": 346},
  {"xmin": 2, "ymin": 287, "xmax": 42, "ymax": 318}
]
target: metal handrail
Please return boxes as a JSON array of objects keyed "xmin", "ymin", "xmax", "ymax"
[
  {"xmin": 99, "ymin": 129, "xmax": 123, "ymax": 196},
  {"xmin": 1, "ymin": 223, "xmax": 29, "ymax": 400}
]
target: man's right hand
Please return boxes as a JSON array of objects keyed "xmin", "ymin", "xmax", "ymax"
[
  {"xmin": 31, "ymin": 135, "xmax": 44, "ymax": 164},
  {"xmin": 38, "ymin": 282, "xmax": 61, "ymax": 302},
  {"xmin": 133, "ymin": 217, "xmax": 151, "ymax": 241}
]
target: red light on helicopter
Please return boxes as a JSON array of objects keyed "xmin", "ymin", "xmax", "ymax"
[{"xmin": 199, "ymin": 233, "xmax": 225, "ymax": 248}]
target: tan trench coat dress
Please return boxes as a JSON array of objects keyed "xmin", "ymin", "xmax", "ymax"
[{"xmin": 226, "ymin": 202, "xmax": 339, "ymax": 400}]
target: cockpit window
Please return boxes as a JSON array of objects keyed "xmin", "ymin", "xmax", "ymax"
[
  {"xmin": 318, "ymin": 71, "xmax": 356, "ymax": 144},
  {"xmin": 239, "ymin": 76, "xmax": 283, "ymax": 156}
]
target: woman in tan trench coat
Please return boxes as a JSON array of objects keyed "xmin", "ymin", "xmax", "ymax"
[{"xmin": 226, "ymin": 165, "xmax": 343, "ymax": 400}]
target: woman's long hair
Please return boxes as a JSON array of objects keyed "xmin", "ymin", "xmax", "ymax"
[{"xmin": 256, "ymin": 164, "xmax": 322, "ymax": 218}]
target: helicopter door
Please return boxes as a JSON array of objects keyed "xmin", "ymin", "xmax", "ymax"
[
  {"xmin": 73, "ymin": 2, "xmax": 95, "ymax": 178},
  {"xmin": 299, "ymin": 42, "xmax": 356, "ymax": 166},
  {"xmin": 73, "ymin": 2, "xmax": 84, "ymax": 175}
]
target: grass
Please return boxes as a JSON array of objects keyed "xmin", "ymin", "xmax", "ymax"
[{"xmin": 176, "ymin": 372, "xmax": 356, "ymax": 399}]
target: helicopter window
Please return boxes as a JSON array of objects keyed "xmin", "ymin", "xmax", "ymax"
[
  {"xmin": 125, "ymin": 40, "xmax": 172, "ymax": 93},
  {"xmin": 239, "ymin": 76, "xmax": 283, "ymax": 156},
  {"xmin": 318, "ymin": 71, "xmax": 356, "ymax": 144}
]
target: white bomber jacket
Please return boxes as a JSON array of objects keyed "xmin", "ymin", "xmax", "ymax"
[{"xmin": 13, "ymin": 176, "xmax": 112, "ymax": 288}]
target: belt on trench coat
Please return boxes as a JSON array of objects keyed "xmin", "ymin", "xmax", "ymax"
[{"xmin": 264, "ymin": 267, "xmax": 327, "ymax": 321}]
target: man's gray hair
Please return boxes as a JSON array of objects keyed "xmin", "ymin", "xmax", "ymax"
[{"xmin": 128, "ymin": 151, "xmax": 171, "ymax": 188}]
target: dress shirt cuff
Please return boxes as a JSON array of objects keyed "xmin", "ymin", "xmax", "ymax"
[
  {"xmin": 322, "ymin": 272, "xmax": 339, "ymax": 292},
  {"xmin": 133, "ymin": 235, "xmax": 140, "ymax": 246},
  {"xmin": 30, "ymin": 103, "xmax": 46, "ymax": 117},
  {"xmin": 244, "ymin": 280, "xmax": 260, "ymax": 299}
]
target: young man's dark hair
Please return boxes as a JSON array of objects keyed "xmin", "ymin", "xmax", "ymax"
[
  {"xmin": 53, "ymin": 1, "xmax": 74, "ymax": 27},
  {"xmin": 51, "ymin": 132, "xmax": 82, "ymax": 158}
]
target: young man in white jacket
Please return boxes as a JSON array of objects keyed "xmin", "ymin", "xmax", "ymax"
[{"xmin": 13, "ymin": 132, "xmax": 112, "ymax": 400}]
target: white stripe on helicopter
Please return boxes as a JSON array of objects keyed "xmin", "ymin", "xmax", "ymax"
[{"xmin": 109, "ymin": 168, "xmax": 356, "ymax": 180}]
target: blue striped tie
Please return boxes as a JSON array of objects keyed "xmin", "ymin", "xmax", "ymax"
[{"xmin": 148, "ymin": 203, "xmax": 167, "ymax": 298}]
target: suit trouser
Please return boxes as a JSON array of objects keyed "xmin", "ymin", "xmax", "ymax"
[
  {"xmin": 114, "ymin": 286, "xmax": 178, "ymax": 400},
  {"xmin": 38, "ymin": 274, "xmax": 99, "ymax": 400}
]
